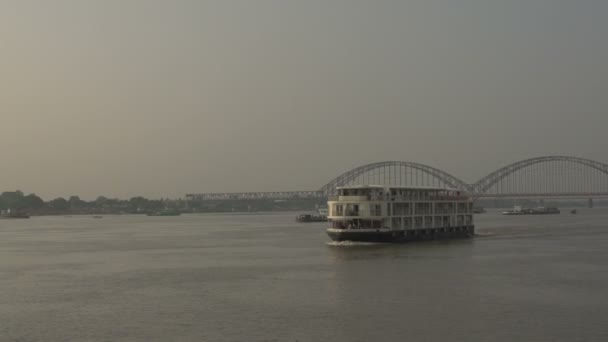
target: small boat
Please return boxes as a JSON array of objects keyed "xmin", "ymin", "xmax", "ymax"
[
  {"xmin": 317, "ymin": 206, "xmax": 329, "ymax": 217},
  {"xmin": 296, "ymin": 214, "xmax": 327, "ymax": 223},
  {"xmin": 571, "ymin": 209, "xmax": 577, "ymax": 214},
  {"xmin": 92, "ymin": 215, "xmax": 103, "ymax": 219},
  {"xmin": 147, "ymin": 210, "xmax": 181, "ymax": 217},
  {"xmin": 473, "ymin": 207, "xmax": 486, "ymax": 214},
  {"xmin": 502, "ymin": 206, "xmax": 560, "ymax": 215},
  {"xmin": 0, "ymin": 209, "xmax": 30, "ymax": 219}
]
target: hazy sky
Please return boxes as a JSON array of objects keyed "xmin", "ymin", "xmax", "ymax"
[{"xmin": 1, "ymin": 0, "xmax": 607, "ymax": 200}]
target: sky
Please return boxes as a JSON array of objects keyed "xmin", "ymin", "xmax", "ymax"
[{"xmin": 1, "ymin": 0, "xmax": 607, "ymax": 200}]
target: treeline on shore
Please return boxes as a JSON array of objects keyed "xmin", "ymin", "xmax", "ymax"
[
  {"xmin": 0, "ymin": 191, "xmax": 186, "ymax": 215},
  {"xmin": 0, "ymin": 190, "xmax": 323, "ymax": 215}
]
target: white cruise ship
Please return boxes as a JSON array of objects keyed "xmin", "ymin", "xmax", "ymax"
[{"xmin": 326, "ymin": 185, "xmax": 474, "ymax": 243}]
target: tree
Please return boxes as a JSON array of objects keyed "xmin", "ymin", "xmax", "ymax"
[
  {"xmin": 129, "ymin": 196, "xmax": 149, "ymax": 212},
  {"xmin": 0, "ymin": 190, "xmax": 27, "ymax": 210},
  {"xmin": 68, "ymin": 196, "xmax": 87, "ymax": 210},
  {"xmin": 95, "ymin": 196, "xmax": 108, "ymax": 204},
  {"xmin": 48, "ymin": 197, "xmax": 69, "ymax": 211},
  {"xmin": 19, "ymin": 194, "xmax": 44, "ymax": 211}
]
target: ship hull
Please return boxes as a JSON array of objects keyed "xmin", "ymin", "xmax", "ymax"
[{"xmin": 327, "ymin": 226, "xmax": 475, "ymax": 243}]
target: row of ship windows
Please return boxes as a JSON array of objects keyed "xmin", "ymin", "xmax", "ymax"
[
  {"xmin": 337, "ymin": 189, "xmax": 467, "ymax": 201},
  {"xmin": 331, "ymin": 216, "xmax": 474, "ymax": 229},
  {"xmin": 331, "ymin": 203, "xmax": 473, "ymax": 217}
]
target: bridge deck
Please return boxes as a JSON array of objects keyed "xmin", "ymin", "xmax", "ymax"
[{"xmin": 186, "ymin": 191, "xmax": 325, "ymax": 201}]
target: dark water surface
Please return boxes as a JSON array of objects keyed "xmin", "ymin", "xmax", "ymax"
[{"xmin": 1, "ymin": 210, "xmax": 607, "ymax": 341}]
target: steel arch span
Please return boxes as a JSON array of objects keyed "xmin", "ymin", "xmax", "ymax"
[
  {"xmin": 319, "ymin": 161, "xmax": 471, "ymax": 195},
  {"xmin": 471, "ymin": 156, "xmax": 608, "ymax": 198}
]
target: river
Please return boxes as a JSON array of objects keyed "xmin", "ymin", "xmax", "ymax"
[{"xmin": 1, "ymin": 209, "xmax": 607, "ymax": 341}]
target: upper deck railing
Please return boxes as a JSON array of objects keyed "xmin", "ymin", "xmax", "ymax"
[{"xmin": 328, "ymin": 195, "xmax": 470, "ymax": 202}]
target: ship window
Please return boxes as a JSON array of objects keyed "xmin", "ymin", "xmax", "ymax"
[
  {"xmin": 335, "ymin": 205, "xmax": 344, "ymax": 216},
  {"xmin": 345, "ymin": 204, "xmax": 359, "ymax": 216},
  {"xmin": 371, "ymin": 204, "xmax": 382, "ymax": 216}
]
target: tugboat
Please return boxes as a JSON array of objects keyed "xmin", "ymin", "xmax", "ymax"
[{"xmin": 326, "ymin": 185, "xmax": 474, "ymax": 243}]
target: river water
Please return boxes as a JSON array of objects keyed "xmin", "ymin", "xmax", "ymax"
[{"xmin": 1, "ymin": 210, "xmax": 607, "ymax": 341}]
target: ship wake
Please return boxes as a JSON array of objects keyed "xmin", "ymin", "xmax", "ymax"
[{"xmin": 326, "ymin": 241, "xmax": 382, "ymax": 247}]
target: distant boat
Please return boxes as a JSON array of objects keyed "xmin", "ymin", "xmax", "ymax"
[
  {"xmin": 502, "ymin": 205, "xmax": 560, "ymax": 215},
  {"xmin": 92, "ymin": 215, "xmax": 103, "ymax": 219},
  {"xmin": 295, "ymin": 214, "xmax": 327, "ymax": 223},
  {"xmin": 571, "ymin": 209, "xmax": 577, "ymax": 214},
  {"xmin": 147, "ymin": 210, "xmax": 181, "ymax": 217},
  {"xmin": 473, "ymin": 207, "xmax": 486, "ymax": 214},
  {"xmin": 0, "ymin": 209, "xmax": 30, "ymax": 219},
  {"xmin": 296, "ymin": 206, "xmax": 329, "ymax": 222}
]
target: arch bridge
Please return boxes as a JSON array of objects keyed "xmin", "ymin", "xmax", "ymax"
[{"xmin": 186, "ymin": 156, "xmax": 608, "ymax": 202}]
